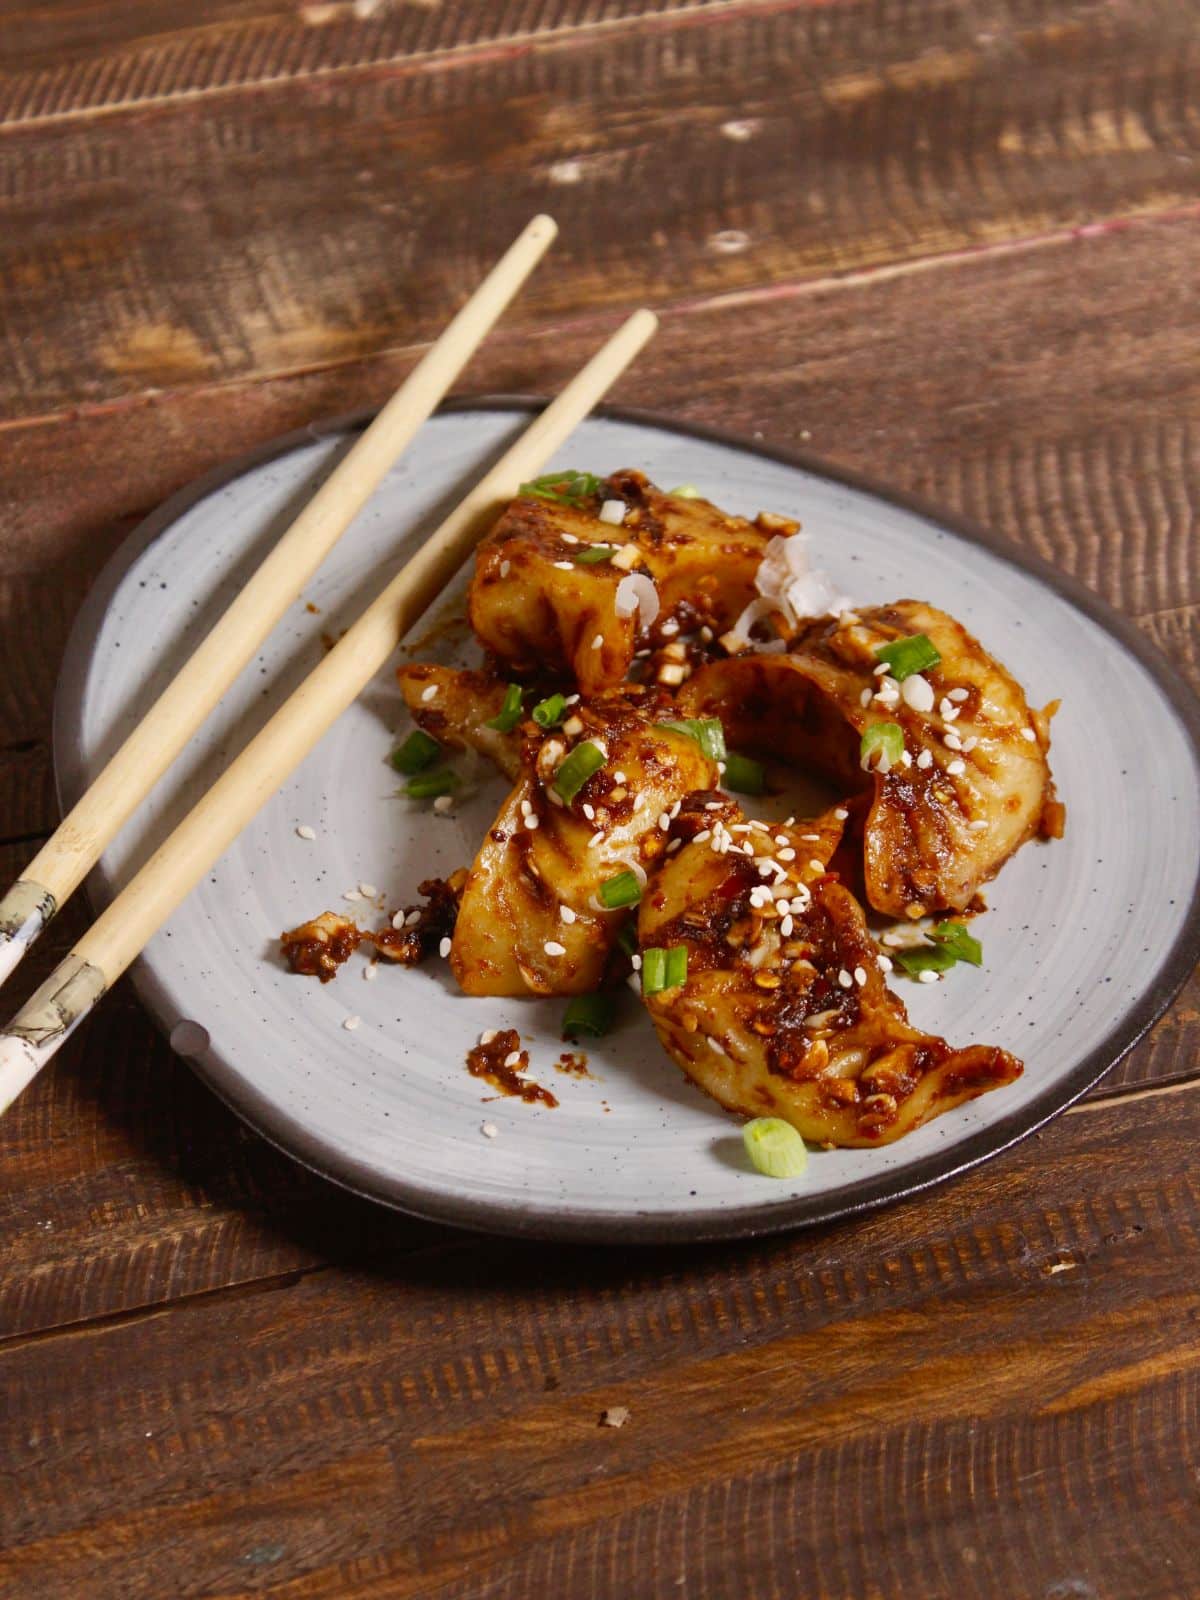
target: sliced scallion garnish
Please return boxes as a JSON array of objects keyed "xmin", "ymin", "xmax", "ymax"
[
  {"xmin": 642, "ymin": 944, "xmax": 687, "ymax": 995},
  {"xmin": 860, "ymin": 721, "xmax": 904, "ymax": 771},
  {"xmin": 532, "ymin": 693, "xmax": 567, "ymax": 729},
  {"xmin": 662, "ymin": 717, "xmax": 727, "ymax": 763},
  {"xmin": 405, "ymin": 768, "xmax": 460, "ymax": 799},
  {"xmin": 572, "ymin": 544, "xmax": 615, "ymax": 565},
  {"xmin": 562, "ymin": 993, "xmax": 616, "ymax": 1039},
  {"xmin": 519, "ymin": 470, "xmax": 604, "ymax": 508},
  {"xmin": 743, "ymin": 1117, "xmax": 808, "ymax": 1179},
  {"xmin": 930, "ymin": 921, "xmax": 983, "ymax": 967},
  {"xmin": 599, "ymin": 870, "xmax": 641, "ymax": 910},
  {"xmin": 874, "ymin": 633, "xmax": 941, "ymax": 681},
  {"xmin": 486, "ymin": 682, "xmax": 525, "ymax": 733},
  {"xmin": 722, "ymin": 751, "xmax": 766, "ymax": 794},
  {"xmin": 553, "ymin": 740, "xmax": 605, "ymax": 804},
  {"xmin": 665, "ymin": 945, "xmax": 688, "ymax": 988},
  {"xmin": 894, "ymin": 943, "xmax": 957, "ymax": 977},
  {"xmin": 390, "ymin": 729, "xmax": 440, "ymax": 775}
]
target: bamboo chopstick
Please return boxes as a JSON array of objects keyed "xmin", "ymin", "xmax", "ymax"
[
  {"xmin": 0, "ymin": 308, "xmax": 658, "ymax": 1115},
  {"xmin": 0, "ymin": 213, "xmax": 558, "ymax": 991}
]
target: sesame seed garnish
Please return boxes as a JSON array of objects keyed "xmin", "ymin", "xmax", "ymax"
[
  {"xmin": 943, "ymin": 731, "xmax": 963, "ymax": 751},
  {"xmin": 481, "ymin": 1122, "xmax": 499, "ymax": 1139},
  {"xmin": 837, "ymin": 969, "xmax": 853, "ymax": 988},
  {"xmin": 520, "ymin": 799, "xmax": 532, "ymax": 816},
  {"xmin": 391, "ymin": 910, "xmax": 406, "ymax": 929},
  {"xmin": 343, "ymin": 889, "xmax": 362, "ymax": 902},
  {"xmin": 499, "ymin": 559, "xmax": 511, "ymax": 577},
  {"xmin": 859, "ymin": 688, "xmax": 873, "ymax": 708},
  {"xmin": 343, "ymin": 1015, "xmax": 361, "ymax": 1031},
  {"xmin": 916, "ymin": 749, "xmax": 933, "ymax": 770},
  {"xmin": 560, "ymin": 906, "xmax": 577, "ymax": 923},
  {"xmin": 808, "ymin": 858, "xmax": 824, "ymax": 873},
  {"xmin": 433, "ymin": 794, "xmax": 455, "ymax": 813},
  {"xmin": 873, "ymin": 662, "xmax": 890, "ymax": 676},
  {"xmin": 295, "ymin": 824, "xmax": 316, "ymax": 840},
  {"xmin": 658, "ymin": 812, "xmax": 671, "ymax": 831},
  {"xmin": 918, "ymin": 969, "xmax": 939, "ymax": 984},
  {"xmin": 613, "ymin": 770, "xmax": 627, "ymax": 784},
  {"xmin": 939, "ymin": 697, "xmax": 954, "ymax": 717},
  {"xmin": 800, "ymin": 833, "xmax": 820, "ymax": 842},
  {"xmin": 946, "ymin": 758, "xmax": 966, "ymax": 776},
  {"xmin": 694, "ymin": 828, "xmax": 712, "ymax": 843},
  {"xmin": 944, "ymin": 707, "xmax": 961, "ymax": 723},
  {"xmin": 421, "ymin": 684, "xmax": 439, "ymax": 702},
  {"xmin": 961, "ymin": 736, "xmax": 979, "ymax": 753},
  {"xmin": 359, "ymin": 882, "xmax": 377, "ymax": 898},
  {"xmin": 708, "ymin": 1038, "xmax": 727, "ymax": 1057},
  {"xmin": 588, "ymin": 828, "xmax": 605, "ymax": 848},
  {"xmin": 853, "ymin": 966, "xmax": 867, "ymax": 986},
  {"xmin": 877, "ymin": 954, "xmax": 893, "ymax": 972},
  {"xmin": 524, "ymin": 814, "xmax": 539, "ymax": 830},
  {"xmin": 834, "ymin": 807, "xmax": 849, "ymax": 820},
  {"xmin": 667, "ymin": 837, "xmax": 682, "ymax": 852},
  {"xmin": 363, "ymin": 963, "xmax": 378, "ymax": 982},
  {"xmin": 553, "ymin": 560, "xmax": 574, "ymax": 571},
  {"xmin": 669, "ymin": 799, "xmax": 682, "ymax": 818},
  {"xmin": 901, "ymin": 750, "xmax": 913, "ymax": 767},
  {"xmin": 404, "ymin": 910, "xmax": 421, "ymax": 927},
  {"xmin": 700, "ymin": 625, "xmax": 714, "ymax": 643},
  {"xmin": 969, "ymin": 819, "xmax": 989, "ymax": 831},
  {"xmin": 948, "ymin": 687, "xmax": 969, "ymax": 702},
  {"xmin": 757, "ymin": 861, "xmax": 776, "ymax": 878},
  {"xmin": 1021, "ymin": 727, "xmax": 1037, "ymax": 742},
  {"xmin": 661, "ymin": 617, "xmax": 680, "ymax": 638},
  {"xmin": 503, "ymin": 1050, "xmax": 522, "ymax": 1067},
  {"xmin": 544, "ymin": 940, "xmax": 566, "ymax": 957},
  {"xmin": 705, "ymin": 801, "xmax": 723, "ymax": 811},
  {"xmin": 591, "ymin": 633, "xmax": 604, "ymax": 650},
  {"xmin": 901, "ymin": 674, "xmax": 934, "ymax": 712},
  {"xmin": 439, "ymin": 937, "xmax": 452, "ymax": 958},
  {"xmin": 777, "ymin": 847, "xmax": 796, "ymax": 862},
  {"xmin": 480, "ymin": 1030, "xmax": 498, "ymax": 1045},
  {"xmin": 560, "ymin": 532, "xmax": 579, "ymax": 545},
  {"xmin": 780, "ymin": 914, "xmax": 794, "ymax": 936},
  {"xmin": 632, "ymin": 954, "xmax": 642, "ymax": 970}
]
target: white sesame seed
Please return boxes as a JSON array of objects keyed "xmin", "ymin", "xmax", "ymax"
[
  {"xmin": 504, "ymin": 1050, "xmax": 522, "ymax": 1067},
  {"xmin": 1021, "ymin": 727, "xmax": 1037, "ymax": 742},
  {"xmin": 613, "ymin": 771, "xmax": 627, "ymax": 784},
  {"xmin": 433, "ymin": 794, "xmax": 455, "ymax": 813},
  {"xmin": 777, "ymin": 848, "xmax": 796, "ymax": 862},
  {"xmin": 481, "ymin": 1122, "xmax": 499, "ymax": 1139},
  {"xmin": 694, "ymin": 828, "xmax": 712, "ymax": 843},
  {"xmin": 961, "ymin": 737, "xmax": 979, "ymax": 753},
  {"xmin": 834, "ymin": 808, "xmax": 849, "ymax": 820},
  {"xmin": 943, "ymin": 731, "xmax": 963, "ymax": 751},
  {"xmin": 944, "ymin": 707, "xmax": 961, "ymax": 723},
  {"xmin": 916, "ymin": 749, "xmax": 933, "ymax": 770},
  {"xmin": 524, "ymin": 814, "xmax": 539, "ymax": 830},
  {"xmin": 757, "ymin": 861, "xmax": 776, "ymax": 878},
  {"xmin": 565, "ymin": 694, "xmax": 581, "ymax": 705},
  {"xmin": 359, "ymin": 882, "xmax": 377, "ymax": 899},
  {"xmin": 969, "ymin": 819, "xmax": 989, "ymax": 831},
  {"xmin": 296, "ymin": 824, "xmax": 316, "ymax": 840},
  {"xmin": 948, "ymin": 687, "xmax": 969, "ymax": 702},
  {"xmin": 591, "ymin": 633, "xmax": 604, "ymax": 650},
  {"xmin": 658, "ymin": 812, "xmax": 671, "ymax": 831},
  {"xmin": 343, "ymin": 1015, "xmax": 361, "ymax": 1031},
  {"xmin": 661, "ymin": 617, "xmax": 680, "ymax": 638},
  {"xmin": 405, "ymin": 910, "xmax": 421, "ymax": 927},
  {"xmin": 421, "ymin": 684, "xmax": 439, "ymax": 702},
  {"xmin": 363, "ymin": 963, "xmax": 378, "ymax": 981},
  {"xmin": 544, "ymin": 940, "xmax": 566, "ymax": 957},
  {"xmin": 901, "ymin": 750, "xmax": 913, "ymax": 767},
  {"xmin": 873, "ymin": 662, "xmax": 890, "ymax": 676},
  {"xmin": 560, "ymin": 906, "xmax": 577, "ymax": 923},
  {"xmin": 499, "ymin": 559, "xmax": 511, "ymax": 577},
  {"xmin": 627, "ymin": 973, "xmax": 642, "ymax": 993},
  {"xmin": 480, "ymin": 1030, "xmax": 498, "ymax": 1045},
  {"xmin": 553, "ymin": 560, "xmax": 574, "ymax": 571},
  {"xmin": 838, "ymin": 969, "xmax": 853, "ymax": 988},
  {"xmin": 588, "ymin": 829, "xmax": 605, "ymax": 848},
  {"xmin": 780, "ymin": 914, "xmax": 794, "ymax": 936},
  {"xmin": 438, "ymin": 937, "xmax": 452, "ymax": 958},
  {"xmin": 632, "ymin": 954, "xmax": 642, "ymax": 970},
  {"xmin": 918, "ymin": 969, "xmax": 939, "ymax": 984},
  {"xmin": 520, "ymin": 798, "xmax": 532, "ymax": 816},
  {"xmin": 391, "ymin": 910, "xmax": 406, "ymax": 929},
  {"xmin": 705, "ymin": 801, "xmax": 723, "ymax": 811},
  {"xmin": 946, "ymin": 758, "xmax": 967, "ymax": 776},
  {"xmin": 877, "ymin": 954, "xmax": 893, "ymax": 972},
  {"xmin": 561, "ymin": 532, "xmax": 579, "ymax": 544},
  {"xmin": 667, "ymin": 837, "xmax": 682, "ymax": 853},
  {"xmin": 700, "ymin": 626, "xmax": 713, "ymax": 643},
  {"xmin": 669, "ymin": 799, "xmax": 682, "ymax": 818},
  {"xmin": 343, "ymin": 889, "xmax": 362, "ymax": 903},
  {"xmin": 808, "ymin": 858, "xmax": 825, "ymax": 873},
  {"xmin": 901, "ymin": 674, "xmax": 935, "ymax": 712},
  {"xmin": 708, "ymin": 1037, "xmax": 727, "ymax": 1057},
  {"xmin": 853, "ymin": 966, "xmax": 868, "ymax": 986},
  {"xmin": 859, "ymin": 688, "xmax": 873, "ymax": 708},
  {"xmin": 599, "ymin": 499, "xmax": 626, "ymax": 525}
]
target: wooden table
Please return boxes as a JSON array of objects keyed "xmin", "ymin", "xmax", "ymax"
[{"xmin": 2, "ymin": 4, "xmax": 1198, "ymax": 1595}]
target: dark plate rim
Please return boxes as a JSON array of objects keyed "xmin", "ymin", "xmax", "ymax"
[{"xmin": 54, "ymin": 396, "xmax": 1200, "ymax": 1245}]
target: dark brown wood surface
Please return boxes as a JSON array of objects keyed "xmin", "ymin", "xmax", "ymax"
[{"xmin": 1, "ymin": 3, "xmax": 1198, "ymax": 1595}]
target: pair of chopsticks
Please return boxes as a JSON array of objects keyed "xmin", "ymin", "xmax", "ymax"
[{"xmin": 0, "ymin": 214, "xmax": 658, "ymax": 1115}]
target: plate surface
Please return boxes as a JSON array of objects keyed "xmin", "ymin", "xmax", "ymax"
[{"xmin": 55, "ymin": 403, "xmax": 1200, "ymax": 1242}]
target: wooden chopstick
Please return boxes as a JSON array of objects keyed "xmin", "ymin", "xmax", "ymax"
[
  {"xmin": 0, "ymin": 213, "xmax": 558, "ymax": 991},
  {"xmin": 0, "ymin": 308, "xmax": 658, "ymax": 1116}
]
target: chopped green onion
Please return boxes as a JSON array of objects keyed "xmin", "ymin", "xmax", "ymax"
[
  {"xmin": 617, "ymin": 920, "xmax": 639, "ymax": 957},
  {"xmin": 669, "ymin": 484, "xmax": 702, "ymax": 499},
  {"xmin": 662, "ymin": 717, "xmax": 727, "ymax": 763},
  {"xmin": 599, "ymin": 870, "xmax": 641, "ymax": 910},
  {"xmin": 519, "ymin": 470, "xmax": 604, "ymax": 508},
  {"xmin": 860, "ymin": 721, "xmax": 905, "ymax": 771},
  {"xmin": 562, "ymin": 993, "xmax": 616, "ymax": 1039},
  {"xmin": 930, "ymin": 921, "xmax": 983, "ymax": 967},
  {"xmin": 553, "ymin": 740, "xmax": 605, "ymax": 804},
  {"xmin": 894, "ymin": 943, "xmax": 957, "ymax": 977},
  {"xmin": 405, "ymin": 768, "xmax": 460, "ymax": 799},
  {"xmin": 572, "ymin": 544, "xmax": 615, "ymax": 565},
  {"xmin": 722, "ymin": 751, "xmax": 766, "ymax": 794},
  {"xmin": 874, "ymin": 633, "xmax": 941, "ymax": 681},
  {"xmin": 486, "ymin": 683, "xmax": 524, "ymax": 733},
  {"xmin": 390, "ymin": 729, "xmax": 440, "ymax": 775},
  {"xmin": 642, "ymin": 944, "xmax": 687, "ymax": 995},
  {"xmin": 532, "ymin": 693, "xmax": 567, "ymax": 729},
  {"xmin": 743, "ymin": 1117, "xmax": 808, "ymax": 1180}
]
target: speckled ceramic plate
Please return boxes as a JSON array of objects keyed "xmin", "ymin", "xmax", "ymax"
[{"xmin": 55, "ymin": 402, "xmax": 1200, "ymax": 1242}]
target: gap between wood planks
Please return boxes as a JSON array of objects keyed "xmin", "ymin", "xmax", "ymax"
[
  {"xmin": 2, "ymin": 200, "xmax": 1198, "ymax": 442},
  {"xmin": 0, "ymin": 0, "xmax": 877, "ymax": 135}
]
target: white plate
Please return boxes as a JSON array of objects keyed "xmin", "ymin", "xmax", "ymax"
[{"xmin": 55, "ymin": 403, "xmax": 1200, "ymax": 1241}]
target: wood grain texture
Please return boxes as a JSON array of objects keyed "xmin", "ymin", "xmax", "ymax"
[
  {"xmin": 2, "ymin": 0, "xmax": 1200, "ymax": 418},
  {"xmin": 3, "ymin": 1086, "xmax": 1200, "ymax": 1598}
]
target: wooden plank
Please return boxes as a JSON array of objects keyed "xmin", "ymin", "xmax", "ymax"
[
  {"xmin": 2, "ymin": 1085, "xmax": 1198, "ymax": 1597},
  {"xmin": 2, "ymin": 0, "xmax": 1200, "ymax": 418}
]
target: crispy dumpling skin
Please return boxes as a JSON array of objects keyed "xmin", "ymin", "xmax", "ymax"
[
  {"xmin": 397, "ymin": 663, "xmax": 522, "ymax": 782},
  {"xmin": 680, "ymin": 599, "xmax": 1061, "ymax": 917},
  {"xmin": 451, "ymin": 687, "xmax": 716, "ymax": 997},
  {"xmin": 638, "ymin": 797, "xmax": 1022, "ymax": 1146},
  {"xmin": 467, "ymin": 471, "xmax": 791, "ymax": 694}
]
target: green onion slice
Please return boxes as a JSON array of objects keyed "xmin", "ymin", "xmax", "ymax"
[
  {"xmin": 552, "ymin": 740, "xmax": 605, "ymax": 804},
  {"xmin": 531, "ymin": 693, "xmax": 567, "ymax": 729},
  {"xmin": 894, "ymin": 943, "xmax": 957, "ymax": 977},
  {"xmin": 572, "ymin": 544, "xmax": 615, "ymax": 565},
  {"xmin": 519, "ymin": 470, "xmax": 604, "ymax": 507},
  {"xmin": 562, "ymin": 993, "xmax": 616, "ymax": 1039},
  {"xmin": 486, "ymin": 683, "xmax": 525, "ymax": 733},
  {"xmin": 722, "ymin": 751, "xmax": 766, "ymax": 794},
  {"xmin": 599, "ymin": 870, "xmax": 641, "ymax": 910},
  {"xmin": 743, "ymin": 1117, "xmax": 809, "ymax": 1180},
  {"xmin": 390, "ymin": 729, "xmax": 440, "ymax": 775},
  {"xmin": 405, "ymin": 768, "xmax": 460, "ymax": 799},
  {"xmin": 662, "ymin": 717, "xmax": 727, "ymax": 763},
  {"xmin": 669, "ymin": 484, "xmax": 702, "ymax": 499},
  {"xmin": 874, "ymin": 633, "xmax": 941, "ymax": 681},
  {"xmin": 860, "ymin": 721, "xmax": 904, "ymax": 771},
  {"xmin": 930, "ymin": 921, "xmax": 983, "ymax": 967},
  {"xmin": 642, "ymin": 944, "xmax": 688, "ymax": 995}
]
